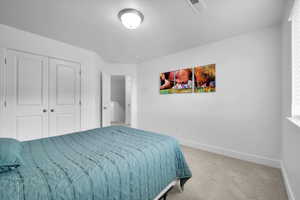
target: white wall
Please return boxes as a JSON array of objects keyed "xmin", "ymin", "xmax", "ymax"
[
  {"xmin": 104, "ymin": 63, "xmax": 138, "ymax": 128},
  {"xmin": 137, "ymin": 26, "xmax": 282, "ymax": 167},
  {"xmin": 0, "ymin": 24, "xmax": 104, "ymax": 132},
  {"xmin": 281, "ymin": 0, "xmax": 300, "ymax": 199},
  {"xmin": 111, "ymin": 76, "xmax": 126, "ymax": 122}
]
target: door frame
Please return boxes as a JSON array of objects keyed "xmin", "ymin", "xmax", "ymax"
[
  {"xmin": 100, "ymin": 71, "xmax": 112, "ymax": 127},
  {"xmin": 0, "ymin": 48, "xmax": 6, "ymax": 137},
  {"xmin": 102, "ymin": 73, "xmax": 133, "ymax": 127},
  {"xmin": 1, "ymin": 48, "xmax": 83, "ymax": 136},
  {"xmin": 99, "ymin": 71, "xmax": 103, "ymax": 127},
  {"xmin": 125, "ymin": 76, "xmax": 132, "ymax": 125}
]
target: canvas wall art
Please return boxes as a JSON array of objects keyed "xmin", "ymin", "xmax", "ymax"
[
  {"xmin": 159, "ymin": 64, "xmax": 216, "ymax": 94},
  {"xmin": 173, "ymin": 68, "xmax": 193, "ymax": 93},
  {"xmin": 160, "ymin": 71, "xmax": 175, "ymax": 94},
  {"xmin": 194, "ymin": 64, "xmax": 216, "ymax": 93}
]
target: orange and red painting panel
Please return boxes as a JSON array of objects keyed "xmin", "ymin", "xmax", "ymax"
[{"xmin": 194, "ymin": 64, "xmax": 216, "ymax": 93}]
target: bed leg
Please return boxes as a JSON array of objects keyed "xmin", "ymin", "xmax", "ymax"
[
  {"xmin": 160, "ymin": 193, "xmax": 168, "ymax": 200},
  {"xmin": 176, "ymin": 179, "xmax": 183, "ymax": 193},
  {"xmin": 164, "ymin": 193, "xmax": 168, "ymax": 200}
]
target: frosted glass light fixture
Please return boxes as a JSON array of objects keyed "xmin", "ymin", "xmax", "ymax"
[{"xmin": 118, "ymin": 8, "xmax": 144, "ymax": 29}]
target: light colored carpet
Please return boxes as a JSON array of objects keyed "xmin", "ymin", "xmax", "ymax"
[{"xmin": 169, "ymin": 146, "xmax": 288, "ymax": 200}]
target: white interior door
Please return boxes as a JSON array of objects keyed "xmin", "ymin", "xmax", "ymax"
[
  {"xmin": 125, "ymin": 76, "xmax": 132, "ymax": 125},
  {"xmin": 0, "ymin": 49, "xmax": 5, "ymax": 138},
  {"xmin": 101, "ymin": 72, "xmax": 111, "ymax": 127},
  {"xmin": 6, "ymin": 50, "xmax": 49, "ymax": 141},
  {"xmin": 49, "ymin": 58, "xmax": 81, "ymax": 136}
]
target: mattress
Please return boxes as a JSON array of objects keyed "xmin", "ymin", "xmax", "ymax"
[{"xmin": 0, "ymin": 126, "xmax": 192, "ymax": 200}]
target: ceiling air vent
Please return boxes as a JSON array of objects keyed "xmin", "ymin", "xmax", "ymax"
[
  {"xmin": 190, "ymin": 0, "xmax": 199, "ymax": 4},
  {"xmin": 186, "ymin": 0, "xmax": 207, "ymax": 13}
]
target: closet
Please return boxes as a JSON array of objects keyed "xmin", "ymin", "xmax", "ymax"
[{"xmin": 1, "ymin": 49, "xmax": 81, "ymax": 141}]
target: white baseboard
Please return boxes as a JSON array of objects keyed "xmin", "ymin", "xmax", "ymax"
[
  {"xmin": 176, "ymin": 137, "xmax": 281, "ymax": 168},
  {"xmin": 281, "ymin": 162, "xmax": 296, "ymax": 200}
]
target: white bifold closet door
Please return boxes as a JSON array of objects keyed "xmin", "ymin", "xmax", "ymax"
[
  {"xmin": 48, "ymin": 58, "xmax": 81, "ymax": 136},
  {"xmin": 5, "ymin": 50, "xmax": 81, "ymax": 140},
  {"xmin": 6, "ymin": 50, "xmax": 49, "ymax": 140}
]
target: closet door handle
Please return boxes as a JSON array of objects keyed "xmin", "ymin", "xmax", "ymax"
[
  {"xmin": 50, "ymin": 109, "xmax": 54, "ymax": 112},
  {"xmin": 43, "ymin": 109, "xmax": 47, "ymax": 113}
]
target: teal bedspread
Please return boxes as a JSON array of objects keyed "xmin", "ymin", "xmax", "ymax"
[{"xmin": 0, "ymin": 126, "xmax": 191, "ymax": 200}]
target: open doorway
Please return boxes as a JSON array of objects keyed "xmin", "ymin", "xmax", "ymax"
[{"xmin": 110, "ymin": 75, "xmax": 131, "ymax": 126}]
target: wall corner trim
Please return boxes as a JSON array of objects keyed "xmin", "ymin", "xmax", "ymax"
[
  {"xmin": 176, "ymin": 137, "xmax": 281, "ymax": 168},
  {"xmin": 281, "ymin": 162, "xmax": 296, "ymax": 200}
]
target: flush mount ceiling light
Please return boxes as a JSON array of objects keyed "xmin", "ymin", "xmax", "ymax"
[{"xmin": 118, "ymin": 8, "xmax": 144, "ymax": 29}]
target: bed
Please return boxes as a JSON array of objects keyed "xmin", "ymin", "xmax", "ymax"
[{"xmin": 0, "ymin": 126, "xmax": 192, "ymax": 200}]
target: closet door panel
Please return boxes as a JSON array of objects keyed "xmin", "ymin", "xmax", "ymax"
[
  {"xmin": 56, "ymin": 65, "xmax": 76, "ymax": 105},
  {"xmin": 49, "ymin": 59, "xmax": 81, "ymax": 136},
  {"xmin": 16, "ymin": 115, "xmax": 43, "ymax": 141},
  {"xmin": 17, "ymin": 57, "xmax": 44, "ymax": 105},
  {"xmin": 6, "ymin": 50, "xmax": 48, "ymax": 140}
]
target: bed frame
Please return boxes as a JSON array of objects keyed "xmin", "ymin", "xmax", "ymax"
[{"xmin": 154, "ymin": 179, "xmax": 182, "ymax": 200}]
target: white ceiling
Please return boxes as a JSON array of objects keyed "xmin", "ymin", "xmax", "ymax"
[{"xmin": 0, "ymin": 0, "xmax": 284, "ymax": 63}]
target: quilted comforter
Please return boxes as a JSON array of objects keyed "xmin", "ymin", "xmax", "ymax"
[{"xmin": 0, "ymin": 126, "xmax": 191, "ymax": 200}]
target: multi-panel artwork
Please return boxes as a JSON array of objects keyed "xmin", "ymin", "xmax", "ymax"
[{"xmin": 160, "ymin": 64, "xmax": 216, "ymax": 94}]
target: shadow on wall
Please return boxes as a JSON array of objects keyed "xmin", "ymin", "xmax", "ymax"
[
  {"xmin": 111, "ymin": 101, "xmax": 125, "ymax": 123},
  {"xmin": 111, "ymin": 75, "xmax": 126, "ymax": 123}
]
